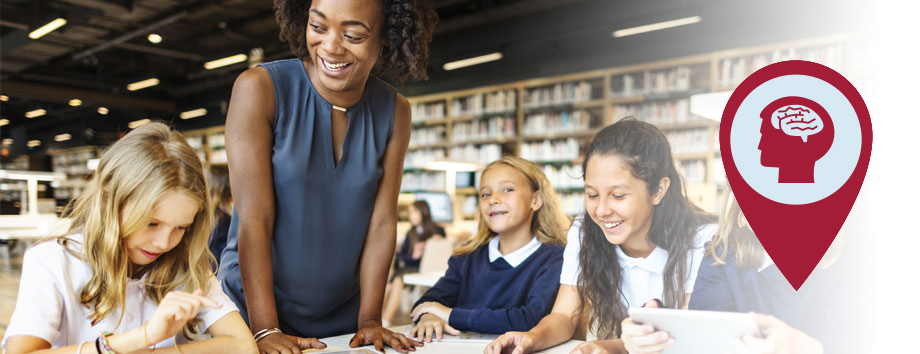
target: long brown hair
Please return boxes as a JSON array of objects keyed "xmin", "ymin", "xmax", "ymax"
[
  {"xmin": 454, "ymin": 156, "xmax": 569, "ymax": 255},
  {"xmin": 57, "ymin": 122, "xmax": 213, "ymax": 335},
  {"xmin": 577, "ymin": 118, "xmax": 715, "ymax": 339}
]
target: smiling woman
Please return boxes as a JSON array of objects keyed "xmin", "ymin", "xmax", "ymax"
[{"xmin": 216, "ymin": 1, "xmax": 437, "ymax": 354}]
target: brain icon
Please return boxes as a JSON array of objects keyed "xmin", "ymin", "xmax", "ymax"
[{"xmin": 771, "ymin": 105, "xmax": 824, "ymax": 142}]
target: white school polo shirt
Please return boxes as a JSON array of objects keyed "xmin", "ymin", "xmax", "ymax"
[
  {"xmin": 560, "ymin": 216, "xmax": 717, "ymax": 332},
  {"xmin": 1, "ymin": 235, "xmax": 238, "ymax": 350}
]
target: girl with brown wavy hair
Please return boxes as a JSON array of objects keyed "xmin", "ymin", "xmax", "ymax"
[{"xmin": 486, "ymin": 118, "xmax": 717, "ymax": 354}]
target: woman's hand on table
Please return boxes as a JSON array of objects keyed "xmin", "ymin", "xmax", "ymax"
[
  {"xmin": 350, "ymin": 320, "xmax": 422, "ymax": 353},
  {"xmin": 258, "ymin": 332, "xmax": 326, "ymax": 354},
  {"xmin": 484, "ymin": 331, "xmax": 538, "ymax": 354},
  {"xmin": 410, "ymin": 313, "xmax": 460, "ymax": 342},
  {"xmin": 410, "ymin": 301, "xmax": 452, "ymax": 322}
]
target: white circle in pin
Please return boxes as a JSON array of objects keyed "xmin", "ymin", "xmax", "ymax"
[{"xmin": 730, "ymin": 74, "xmax": 862, "ymax": 205}]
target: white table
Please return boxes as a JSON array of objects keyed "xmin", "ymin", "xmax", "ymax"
[
  {"xmin": 311, "ymin": 325, "xmax": 581, "ymax": 354},
  {"xmin": 401, "ymin": 272, "xmax": 445, "ymax": 288}
]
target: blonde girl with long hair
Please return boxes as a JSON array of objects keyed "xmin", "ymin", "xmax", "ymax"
[
  {"xmin": 2, "ymin": 122, "xmax": 257, "ymax": 354},
  {"xmin": 408, "ymin": 156, "xmax": 570, "ymax": 342}
]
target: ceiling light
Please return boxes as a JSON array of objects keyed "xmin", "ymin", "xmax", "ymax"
[
  {"xmin": 54, "ymin": 133, "xmax": 72, "ymax": 142},
  {"xmin": 127, "ymin": 78, "xmax": 159, "ymax": 91},
  {"xmin": 128, "ymin": 118, "xmax": 151, "ymax": 129},
  {"xmin": 27, "ymin": 140, "xmax": 41, "ymax": 148},
  {"xmin": 147, "ymin": 33, "xmax": 163, "ymax": 44},
  {"xmin": 28, "ymin": 18, "xmax": 67, "ymax": 39},
  {"xmin": 0, "ymin": 119, "xmax": 8, "ymax": 127},
  {"xmin": 98, "ymin": 107, "xmax": 109, "ymax": 115},
  {"xmin": 612, "ymin": 16, "xmax": 701, "ymax": 38},
  {"xmin": 2, "ymin": 139, "xmax": 12, "ymax": 145},
  {"xmin": 26, "ymin": 109, "xmax": 47, "ymax": 118},
  {"xmin": 180, "ymin": 108, "xmax": 207, "ymax": 119},
  {"xmin": 443, "ymin": 52, "xmax": 503, "ymax": 71},
  {"xmin": 0, "ymin": 95, "xmax": 8, "ymax": 101},
  {"xmin": 69, "ymin": 99, "xmax": 82, "ymax": 106},
  {"xmin": 204, "ymin": 54, "xmax": 248, "ymax": 70}
]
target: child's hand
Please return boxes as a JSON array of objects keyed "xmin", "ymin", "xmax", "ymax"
[
  {"xmin": 409, "ymin": 313, "xmax": 460, "ymax": 342},
  {"xmin": 621, "ymin": 299, "xmax": 673, "ymax": 354},
  {"xmin": 146, "ymin": 289, "xmax": 221, "ymax": 344},
  {"xmin": 620, "ymin": 316, "xmax": 673, "ymax": 354},
  {"xmin": 568, "ymin": 340, "xmax": 616, "ymax": 354},
  {"xmin": 484, "ymin": 331, "xmax": 537, "ymax": 354},
  {"xmin": 732, "ymin": 313, "xmax": 823, "ymax": 354},
  {"xmin": 410, "ymin": 302, "xmax": 452, "ymax": 322}
]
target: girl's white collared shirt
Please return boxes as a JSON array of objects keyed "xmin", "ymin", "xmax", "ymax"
[
  {"xmin": 560, "ymin": 216, "xmax": 717, "ymax": 339},
  {"xmin": 2, "ymin": 234, "xmax": 237, "ymax": 350}
]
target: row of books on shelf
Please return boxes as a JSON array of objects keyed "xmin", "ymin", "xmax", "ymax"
[
  {"xmin": 520, "ymin": 138, "xmax": 580, "ymax": 163},
  {"xmin": 676, "ymin": 159, "xmax": 707, "ymax": 184},
  {"xmin": 450, "ymin": 89, "xmax": 517, "ymax": 117},
  {"xmin": 610, "ymin": 65, "xmax": 703, "ymax": 98},
  {"xmin": 449, "ymin": 144, "xmax": 503, "ymax": 163},
  {"xmin": 523, "ymin": 81, "xmax": 597, "ymax": 109},
  {"xmin": 410, "ymin": 126, "xmax": 446, "ymax": 146},
  {"xmin": 612, "ymin": 99, "xmax": 692, "ymax": 126},
  {"xmin": 411, "ymin": 101, "xmax": 447, "ymax": 121},
  {"xmin": 523, "ymin": 110, "xmax": 593, "ymax": 136},
  {"xmin": 452, "ymin": 117, "xmax": 516, "ymax": 142},
  {"xmin": 717, "ymin": 44, "xmax": 844, "ymax": 87},
  {"xmin": 543, "ymin": 164, "xmax": 584, "ymax": 190},
  {"xmin": 401, "ymin": 170, "xmax": 445, "ymax": 192},
  {"xmin": 404, "ymin": 148, "xmax": 447, "ymax": 169},
  {"xmin": 666, "ymin": 129, "xmax": 711, "ymax": 155},
  {"xmin": 51, "ymin": 149, "xmax": 99, "ymax": 176},
  {"xmin": 404, "ymin": 144, "xmax": 504, "ymax": 169}
]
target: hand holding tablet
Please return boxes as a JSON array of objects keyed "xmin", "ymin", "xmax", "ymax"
[{"xmin": 627, "ymin": 308, "xmax": 762, "ymax": 354}]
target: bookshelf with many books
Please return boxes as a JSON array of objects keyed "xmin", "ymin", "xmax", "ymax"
[{"xmin": 404, "ymin": 34, "xmax": 856, "ymax": 217}]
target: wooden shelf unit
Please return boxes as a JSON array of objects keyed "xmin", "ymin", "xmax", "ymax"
[
  {"xmin": 406, "ymin": 34, "xmax": 856, "ymax": 213},
  {"xmin": 182, "ymin": 126, "xmax": 227, "ymax": 166}
]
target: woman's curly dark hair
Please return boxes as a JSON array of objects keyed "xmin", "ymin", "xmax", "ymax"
[{"xmin": 274, "ymin": 0, "xmax": 438, "ymax": 84}]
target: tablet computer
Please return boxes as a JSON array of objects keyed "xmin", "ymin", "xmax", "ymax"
[{"xmin": 627, "ymin": 308, "xmax": 762, "ymax": 354}]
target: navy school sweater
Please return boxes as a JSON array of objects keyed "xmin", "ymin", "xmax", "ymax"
[{"xmin": 412, "ymin": 241, "xmax": 564, "ymax": 334}]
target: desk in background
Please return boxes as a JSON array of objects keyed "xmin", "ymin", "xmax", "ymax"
[{"xmin": 401, "ymin": 271, "xmax": 445, "ymax": 288}]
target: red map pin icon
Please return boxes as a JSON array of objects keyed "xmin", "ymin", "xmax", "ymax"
[{"xmin": 720, "ymin": 60, "xmax": 872, "ymax": 290}]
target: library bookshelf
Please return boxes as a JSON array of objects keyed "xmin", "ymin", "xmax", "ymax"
[
  {"xmin": 404, "ymin": 33, "xmax": 861, "ymax": 221},
  {"xmin": 182, "ymin": 126, "xmax": 227, "ymax": 166}
]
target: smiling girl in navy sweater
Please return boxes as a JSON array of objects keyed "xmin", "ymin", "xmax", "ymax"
[{"xmin": 408, "ymin": 156, "xmax": 569, "ymax": 341}]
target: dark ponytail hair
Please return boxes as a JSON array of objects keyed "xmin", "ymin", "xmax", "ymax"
[{"xmin": 577, "ymin": 118, "xmax": 715, "ymax": 339}]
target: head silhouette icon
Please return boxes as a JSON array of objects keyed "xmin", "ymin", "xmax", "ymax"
[{"xmin": 758, "ymin": 96, "xmax": 835, "ymax": 183}]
